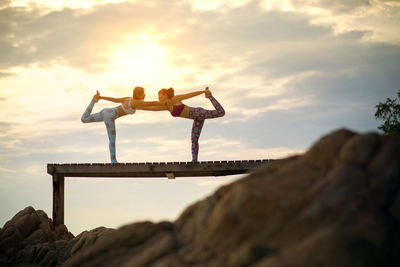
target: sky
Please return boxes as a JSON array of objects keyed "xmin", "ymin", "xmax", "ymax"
[{"xmin": 0, "ymin": 0, "xmax": 399, "ymax": 235}]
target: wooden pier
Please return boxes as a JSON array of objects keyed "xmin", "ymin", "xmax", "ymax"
[{"xmin": 47, "ymin": 160, "xmax": 270, "ymax": 226}]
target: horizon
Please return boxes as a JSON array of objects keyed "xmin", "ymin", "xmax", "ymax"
[{"xmin": 1, "ymin": 0, "xmax": 399, "ymax": 235}]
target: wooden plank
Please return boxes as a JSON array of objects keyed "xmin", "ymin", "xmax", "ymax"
[{"xmin": 47, "ymin": 160, "xmax": 269, "ymax": 178}]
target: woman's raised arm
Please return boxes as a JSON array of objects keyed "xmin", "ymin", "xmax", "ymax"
[
  {"xmin": 95, "ymin": 90, "xmax": 127, "ymax": 103},
  {"xmin": 100, "ymin": 96, "xmax": 128, "ymax": 103},
  {"xmin": 174, "ymin": 90, "xmax": 206, "ymax": 101}
]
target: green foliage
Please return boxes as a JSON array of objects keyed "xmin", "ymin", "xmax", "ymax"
[{"xmin": 375, "ymin": 90, "xmax": 400, "ymax": 135}]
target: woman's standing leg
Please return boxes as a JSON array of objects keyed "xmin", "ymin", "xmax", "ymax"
[
  {"xmin": 188, "ymin": 96, "xmax": 225, "ymax": 162},
  {"xmin": 191, "ymin": 118, "xmax": 205, "ymax": 162},
  {"xmin": 103, "ymin": 108, "xmax": 119, "ymax": 164}
]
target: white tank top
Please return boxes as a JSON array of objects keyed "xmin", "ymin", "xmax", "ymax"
[{"xmin": 120, "ymin": 98, "xmax": 136, "ymax": 115}]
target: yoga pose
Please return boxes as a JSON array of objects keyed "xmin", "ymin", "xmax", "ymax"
[
  {"xmin": 81, "ymin": 86, "xmax": 162, "ymax": 163},
  {"xmin": 149, "ymin": 87, "xmax": 225, "ymax": 162}
]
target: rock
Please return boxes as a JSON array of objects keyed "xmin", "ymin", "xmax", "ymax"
[
  {"xmin": 63, "ymin": 129, "xmax": 400, "ymax": 267},
  {"xmin": 70, "ymin": 227, "xmax": 115, "ymax": 255},
  {"xmin": 12, "ymin": 226, "xmax": 115, "ymax": 266},
  {"xmin": 0, "ymin": 208, "xmax": 114, "ymax": 267},
  {"xmin": 0, "ymin": 207, "xmax": 73, "ymax": 256},
  {"xmin": 0, "ymin": 206, "xmax": 75, "ymax": 266},
  {"xmin": 64, "ymin": 221, "xmax": 176, "ymax": 267}
]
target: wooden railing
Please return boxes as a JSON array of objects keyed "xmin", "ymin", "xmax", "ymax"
[{"xmin": 47, "ymin": 160, "xmax": 271, "ymax": 226}]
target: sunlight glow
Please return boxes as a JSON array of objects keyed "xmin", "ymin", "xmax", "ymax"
[
  {"xmin": 7, "ymin": 0, "xmax": 134, "ymax": 10},
  {"xmin": 188, "ymin": 0, "xmax": 251, "ymax": 10},
  {"xmin": 105, "ymin": 34, "xmax": 186, "ymax": 91},
  {"xmin": 110, "ymin": 37, "xmax": 166, "ymax": 79}
]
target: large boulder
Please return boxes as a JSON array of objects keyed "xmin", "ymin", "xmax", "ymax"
[{"xmin": 64, "ymin": 129, "xmax": 400, "ymax": 267}]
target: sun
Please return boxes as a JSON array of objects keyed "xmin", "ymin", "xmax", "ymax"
[
  {"xmin": 108, "ymin": 35, "xmax": 169, "ymax": 85},
  {"xmin": 112, "ymin": 43, "xmax": 165, "ymax": 74}
]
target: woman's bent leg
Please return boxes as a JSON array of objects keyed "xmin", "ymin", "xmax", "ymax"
[
  {"xmin": 191, "ymin": 118, "xmax": 205, "ymax": 162},
  {"xmin": 205, "ymin": 95, "xmax": 225, "ymax": 118},
  {"xmin": 189, "ymin": 96, "xmax": 225, "ymax": 120},
  {"xmin": 81, "ymin": 98, "xmax": 103, "ymax": 123},
  {"xmin": 103, "ymin": 108, "xmax": 119, "ymax": 163}
]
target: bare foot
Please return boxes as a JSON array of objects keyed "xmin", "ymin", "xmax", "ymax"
[
  {"xmin": 93, "ymin": 90, "xmax": 100, "ymax": 102},
  {"xmin": 205, "ymin": 87, "xmax": 212, "ymax": 98}
]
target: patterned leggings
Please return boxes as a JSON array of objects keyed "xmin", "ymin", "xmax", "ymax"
[
  {"xmin": 189, "ymin": 95, "xmax": 225, "ymax": 162},
  {"xmin": 81, "ymin": 98, "xmax": 119, "ymax": 163}
]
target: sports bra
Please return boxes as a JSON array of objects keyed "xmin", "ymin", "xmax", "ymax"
[
  {"xmin": 170, "ymin": 104, "xmax": 185, "ymax": 117},
  {"xmin": 120, "ymin": 98, "xmax": 136, "ymax": 115}
]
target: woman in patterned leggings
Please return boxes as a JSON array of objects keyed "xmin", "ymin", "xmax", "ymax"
[
  {"xmin": 81, "ymin": 86, "xmax": 162, "ymax": 163},
  {"xmin": 152, "ymin": 87, "xmax": 225, "ymax": 162}
]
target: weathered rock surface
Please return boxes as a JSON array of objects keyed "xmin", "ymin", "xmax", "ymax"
[
  {"xmin": 0, "ymin": 206, "xmax": 73, "ymax": 265},
  {"xmin": 64, "ymin": 129, "xmax": 400, "ymax": 267},
  {"xmin": 1, "ymin": 129, "xmax": 400, "ymax": 266},
  {"xmin": 0, "ymin": 206, "xmax": 114, "ymax": 266}
]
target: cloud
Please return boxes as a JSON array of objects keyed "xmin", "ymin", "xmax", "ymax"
[
  {"xmin": 0, "ymin": 72, "xmax": 14, "ymax": 78},
  {"xmin": 197, "ymin": 137, "xmax": 303, "ymax": 160},
  {"xmin": 0, "ymin": 1, "xmax": 191, "ymax": 72},
  {"xmin": 0, "ymin": 166, "xmax": 15, "ymax": 173},
  {"xmin": 1, "ymin": 0, "xmax": 398, "ymax": 76},
  {"xmin": 0, "ymin": 0, "xmax": 10, "ymax": 9},
  {"xmin": 163, "ymin": 4, "xmax": 339, "ymax": 76},
  {"xmin": 0, "ymin": 121, "xmax": 14, "ymax": 135},
  {"xmin": 291, "ymin": 0, "xmax": 372, "ymax": 13},
  {"xmin": 270, "ymin": 0, "xmax": 400, "ymax": 43}
]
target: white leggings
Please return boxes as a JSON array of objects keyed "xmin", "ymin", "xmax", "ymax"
[{"xmin": 81, "ymin": 98, "xmax": 119, "ymax": 163}]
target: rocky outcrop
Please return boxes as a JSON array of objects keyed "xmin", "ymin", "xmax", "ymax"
[
  {"xmin": 2, "ymin": 129, "xmax": 400, "ymax": 266},
  {"xmin": 69, "ymin": 227, "xmax": 115, "ymax": 256},
  {"xmin": 14, "ymin": 226, "xmax": 115, "ymax": 266},
  {"xmin": 64, "ymin": 129, "xmax": 400, "ymax": 267},
  {"xmin": 0, "ymin": 206, "xmax": 114, "ymax": 266},
  {"xmin": 0, "ymin": 206, "xmax": 73, "ymax": 264}
]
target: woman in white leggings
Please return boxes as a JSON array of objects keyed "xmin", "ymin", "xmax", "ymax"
[{"xmin": 81, "ymin": 86, "xmax": 161, "ymax": 163}]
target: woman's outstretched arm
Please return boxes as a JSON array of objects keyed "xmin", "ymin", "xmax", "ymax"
[
  {"xmin": 95, "ymin": 90, "xmax": 128, "ymax": 103},
  {"xmin": 174, "ymin": 90, "xmax": 206, "ymax": 101},
  {"xmin": 100, "ymin": 96, "xmax": 128, "ymax": 103},
  {"xmin": 132, "ymin": 100, "xmax": 164, "ymax": 109},
  {"xmin": 138, "ymin": 106, "xmax": 168, "ymax": 111}
]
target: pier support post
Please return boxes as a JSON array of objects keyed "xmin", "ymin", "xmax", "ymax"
[{"xmin": 52, "ymin": 173, "xmax": 65, "ymax": 226}]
